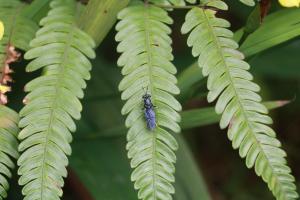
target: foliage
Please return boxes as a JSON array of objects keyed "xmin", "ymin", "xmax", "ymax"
[
  {"xmin": 0, "ymin": 0, "xmax": 298, "ymax": 199},
  {"xmin": 116, "ymin": 2, "xmax": 181, "ymax": 199},
  {"xmin": 69, "ymin": 62, "xmax": 211, "ymax": 199},
  {"xmin": 181, "ymin": 1, "xmax": 298, "ymax": 199},
  {"xmin": 236, "ymin": 8, "xmax": 300, "ymax": 57},
  {"xmin": 17, "ymin": 0, "xmax": 95, "ymax": 199},
  {"xmin": 0, "ymin": 0, "xmax": 38, "ymax": 104},
  {"xmin": 0, "ymin": 106, "xmax": 19, "ymax": 199},
  {"xmin": 0, "ymin": 0, "xmax": 38, "ymax": 51}
]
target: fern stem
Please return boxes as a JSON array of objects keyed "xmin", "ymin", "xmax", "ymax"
[
  {"xmin": 151, "ymin": 4, "xmax": 218, "ymax": 10},
  {"xmin": 152, "ymin": 4, "xmax": 199, "ymax": 9}
]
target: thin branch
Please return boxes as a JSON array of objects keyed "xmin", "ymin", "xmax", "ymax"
[
  {"xmin": 151, "ymin": 3, "xmax": 219, "ymax": 11},
  {"xmin": 152, "ymin": 4, "xmax": 202, "ymax": 9}
]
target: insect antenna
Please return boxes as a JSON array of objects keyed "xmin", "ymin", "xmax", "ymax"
[{"xmin": 142, "ymin": 86, "xmax": 149, "ymax": 94}]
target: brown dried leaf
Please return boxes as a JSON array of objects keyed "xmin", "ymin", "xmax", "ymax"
[{"xmin": 0, "ymin": 44, "xmax": 21, "ymax": 105}]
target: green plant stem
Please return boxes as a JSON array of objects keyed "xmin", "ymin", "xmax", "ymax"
[
  {"xmin": 153, "ymin": 4, "xmax": 199, "ymax": 9},
  {"xmin": 152, "ymin": 4, "xmax": 217, "ymax": 10},
  {"xmin": 78, "ymin": 0, "xmax": 130, "ymax": 47}
]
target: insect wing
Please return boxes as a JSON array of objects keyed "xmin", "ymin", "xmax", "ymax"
[{"xmin": 144, "ymin": 108, "xmax": 156, "ymax": 130}]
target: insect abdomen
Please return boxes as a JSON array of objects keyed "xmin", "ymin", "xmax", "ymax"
[{"xmin": 144, "ymin": 108, "xmax": 156, "ymax": 130}]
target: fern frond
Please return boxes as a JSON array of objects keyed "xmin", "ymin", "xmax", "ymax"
[
  {"xmin": 0, "ymin": 0, "xmax": 38, "ymax": 104},
  {"xmin": 0, "ymin": 106, "xmax": 19, "ymax": 199},
  {"xmin": 0, "ymin": 0, "xmax": 39, "ymax": 51},
  {"xmin": 17, "ymin": 0, "xmax": 95, "ymax": 199},
  {"xmin": 182, "ymin": 4, "xmax": 298, "ymax": 200},
  {"xmin": 116, "ymin": 2, "xmax": 181, "ymax": 200}
]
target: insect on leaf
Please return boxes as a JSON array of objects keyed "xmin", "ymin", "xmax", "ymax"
[{"xmin": 116, "ymin": 2, "xmax": 181, "ymax": 199}]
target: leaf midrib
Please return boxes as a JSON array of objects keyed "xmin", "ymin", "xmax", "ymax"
[{"xmin": 144, "ymin": 4, "xmax": 158, "ymax": 199}]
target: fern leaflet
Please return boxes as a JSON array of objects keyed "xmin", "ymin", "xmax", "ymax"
[
  {"xmin": 116, "ymin": 2, "xmax": 181, "ymax": 200},
  {"xmin": 181, "ymin": 3, "xmax": 298, "ymax": 200},
  {"xmin": 17, "ymin": 0, "xmax": 95, "ymax": 199},
  {"xmin": 0, "ymin": 106, "xmax": 19, "ymax": 199},
  {"xmin": 240, "ymin": 0, "xmax": 256, "ymax": 6}
]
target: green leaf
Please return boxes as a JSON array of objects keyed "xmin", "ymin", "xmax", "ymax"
[
  {"xmin": 21, "ymin": 0, "xmax": 51, "ymax": 23},
  {"xmin": 0, "ymin": 0, "xmax": 39, "ymax": 51},
  {"xmin": 250, "ymin": 40, "xmax": 300, "ymax": 79},
  {"xmin": 177, "ymin": 62, "xmax": 205, "ymax": 102},
  {"xmin": 237, "ymin": 8, "xmax": 300, "ymax": 57},
  {"xmin": 17, "ymin": 0, "xmax": 96, "ymax": 199},
  {"xmin": 181, "ymin": 107, "xmax": 219, "ymax": 129},
  {"xmin": 238, "ymin": 4, "xmax": 261, "ymax": 45},
  {"xmin": 0, "ymin": 0, "xmax": 39, "ymax": 104},
  {"xmin": 178, "ymin": 8, "xmax": 300, "ymax": 97},
  {"xmin": 239, "ymin": 0, "xmax": 256, "ymax": 6},
  {"xmin": 116, "ymin": 3, "xmax": 182, "ymax": 199},
  {"xmin": 174, "ymin": 134, "xmax": 212, "ymax": 200},
  {"xmin": 182, "ymin": 4, "xmax": 298, "ymax": 200},
  {"xmin": 71, "ymin": 57, "xmax": 211, "ymax": 200},
  {"xmin": 0, "ymin": 105, "xmax": 19, "ymax": 199}
]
